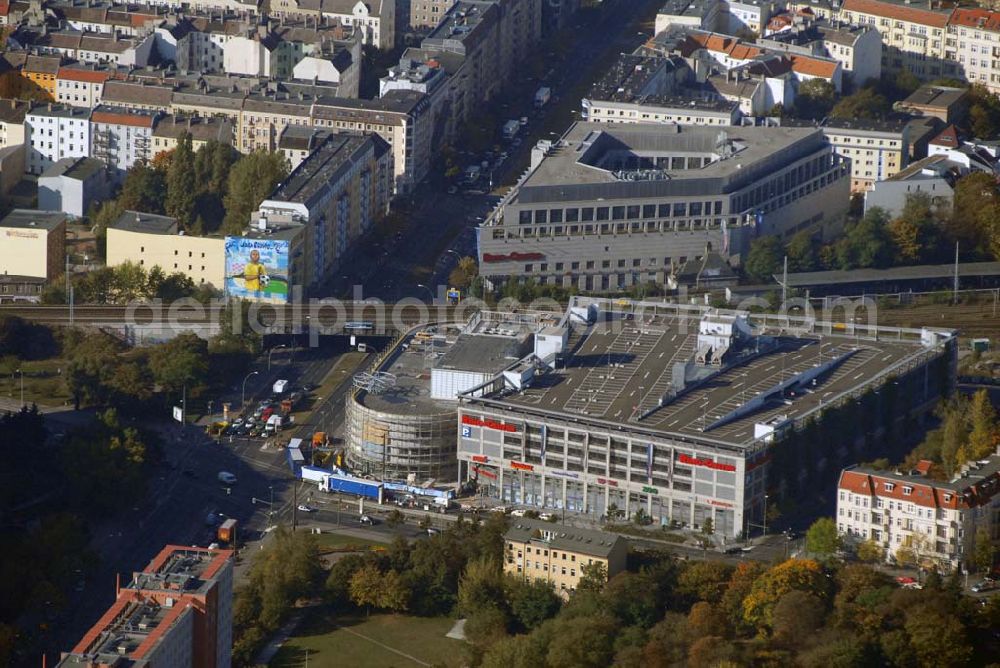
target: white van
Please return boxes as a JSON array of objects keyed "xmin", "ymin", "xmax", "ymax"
[{"xmin": 217, "ymin": 471, "xmax": 237, "ymax": 485}]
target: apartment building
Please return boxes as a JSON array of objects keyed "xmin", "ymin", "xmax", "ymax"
[
  {"xmin": 312, "ymin": 90, "xmax": 433, "ymax": 193},
  {"xmin": 55, "ymin": 65, "xmax": 119, "ymax": 107},
  {"xmin": 58, "ymin": 545, "xmax": 234, "ymax": 668},
  {"xmin": 152, "ymin": 114, "xmax": 235, "ymax": 156},
  {"xmin": 90, "ymin": 105, "xmax": 159, "ymax": 177},
  {"xmin": 107, "ymin": 211, "xmax": 227, "ymax": 287},
  {"xmin": 411, "ymin": 0, "xmax": 457, "ymax": 29},
  {"xmin": 238, "ymin": 92, "xmax": 313, "ymax": 152},
  {"xmin": 837, "ymin": 454, "xmax": 1000, "ymax": 572},
  {"xmin": 277, "ymin": 124, "xmax": 334, "ymax": 169},
  {"xmin": 729, "ymin": 0, "xmax": 777, "ymax": 35},
  {"xmin": 759, "ymin": 19, "xmax": 882, "ymax": 87},
  {"xmin": 22, "ymin": 54, "xmax": 62, "ymax": 100},
  {"xmin": 839, "ymin": 0, "xmax": 954, "ymax": 80},
  {"xmin": 820, "ymin": 117, "xmax": 910, "ymax": 193},
  {"xmin": 0, "ymin": 209, "xmax": 67, "ymax": 280},
  {"xmin": 23, "ymin": 28, "xmax": 157, "ymax": 68},
  {"xmin": 256, "ymin": 131, "xmax": 392, "ymax": 279},
  {"xmin": 479, "ymin": 123, "xmax": 850, "ymax": 292},
  {"xmin": 946, "ymin": 8, "xmax": 1000, "ymax": 94},
  {"xmin": 25, "ymin": 103, "xmax": 91, "ymax": 175},
  {"xmin": 656, "ymin": 0, "xmax": 728, "ymax": 34},
  {"xmin": 273, "ymin": 0, "xmax": 396, "ymax": 49},
  {"xmin": 0, "ymin": 98, "xmax": 29, "ymax": 149},
  {"xmin": 38, "ymin": 156, "xmax": 111, "ymax": 217},
  {"xmin": 504, "ymin": 519, "xmax": 627, "ymax": 595}
]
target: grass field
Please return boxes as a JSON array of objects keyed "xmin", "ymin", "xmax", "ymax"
[
  {"xmin": 313, "ymin": 532, "xmax": 387, "ymax": 552},
  {"xmin": 271, "ymin": 612, "xmax": 464, "ymax": 668},
  {"xmin": 0, "ymin": 358, "xmax": 72, "ymax": 407}
]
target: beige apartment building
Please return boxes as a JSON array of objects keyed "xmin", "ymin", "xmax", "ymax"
[
  {"xmin": 821, "ymin": 118, "xmax": 910, "ymax": 193},
  {"xmin": 947, "ymin": 8, "xmax": 1000, "ymax": 95},
  {"xmin": 839, "ymin": 0, "xmax": 954, "ymax": 80},
  {"xmin": 152, "ymin": 115, "xmax": 235, "ymax": 157},
  {"xmin": 0, "ymin": 98, "xmax": 29, "ymax": 149},
  {"xmin": 106, "ymin": 211, "xmax": 226, "ymax": 289},
  {"xmin": 0, "ymin": 209, "xmax": 67, "ymax": 280},
  {"xmin": 503, "ymin": 519, "xmax": 627, "ymax": 594}
]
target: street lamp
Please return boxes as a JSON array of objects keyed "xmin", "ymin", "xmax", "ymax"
[
  {"xmin": 267, "ymin": 344, "xmax": 287, "ymax": 371},
  {"xmin": 241, "ymin": 371, "xmax": 260, "ymax": 411},
  {"xmin": 416, "ymin": 283, "xmax": 435, "ymax": 303},
  {"xmin": 15, "ymin": 369, "xmax": 24, "ymax": 407},
  {"xmin": 763, "ymin": 494, "xmax": 769, "ymax": 538}
]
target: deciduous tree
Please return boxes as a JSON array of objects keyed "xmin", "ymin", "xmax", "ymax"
[{"xmin": 805, "ymin": 517, "xmax": 841, "ymax": 557}]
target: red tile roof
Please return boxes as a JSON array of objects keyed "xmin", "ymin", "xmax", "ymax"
[
  {"xmin": 57, "ymin": 67, "xmax": 112, "ymax": 84},
  {"xmin": 930, "ymin": 124, "xmax": 959, "ymax": 147},
  {"xmin": 790, "ymin": 54, "xmax": 839, "ymax": 78},
  {"xmin": 92, "ymin": 109, "xmax": 156, "ymax": 128},
  {"xmin": 839, "ymin": 469, "xmax": 955, "ymax": 509},
  {"xmin": 842, "ymin": 0, "xmax": 951, "ymax": 28},
  {"xmin": 950, "ymin": 7, "xmax": 1000, "ymax": 32}
]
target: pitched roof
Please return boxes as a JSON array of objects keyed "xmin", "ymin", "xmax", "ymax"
[
  {"xmin": 24, "ymin": 54, "xmax": 61, "ymax": 74},
  {"xmin": 842, "ymin": 0, "xmax": 951, "ymax": 27},
  {"xmin": 504, "ymin": 518, "xmax": 624, "ymax": 559},
  {"xmin": 57, "ymin": 66, "xmax": 113, "ymax": 84},
  {"xmin": 92, "ymin": 108, "xmax": 157, "ymax": 128},
  {"xmin": 790, "ymin": 54, "xmax": 839, "ymax": 78},
  {"xmin": 930, "ymin": 124, "xmax": 959, "ymax": 148},
  {"xmin": 950, "ymin": 7, "xmax": 1000, "ymax": 31}
]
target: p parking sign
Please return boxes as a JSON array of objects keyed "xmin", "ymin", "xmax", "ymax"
[{"xmin": 461, "ymin": 425, "xmax": 472, "ymax": 438}]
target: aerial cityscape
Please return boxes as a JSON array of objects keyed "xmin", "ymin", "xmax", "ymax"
[{"xmin": 0, "ymin": 0, "xmax": 999, "ymax": 665}]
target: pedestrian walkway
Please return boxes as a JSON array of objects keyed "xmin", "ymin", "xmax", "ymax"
[{"xmin": 252, "ymin": 612, "xmax": 304, "ymax": 666}]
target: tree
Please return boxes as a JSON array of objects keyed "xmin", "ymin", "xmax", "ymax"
[
  {"xmin": 785, "ymin": 230, "xmax": 818, "ymax": 272},
  {"xmin": 545, "ymin": 615, "xmax": 617, "ymax": 668},
  {"xmin": 904, "ymin": 606, "xmax": 973, "ymax": 666},
  {"xmin": 601, "ymin": 572, "xmax": 661, "ymax": 628},
  {"xmin": 146, "ymin": 333, "xmax": 209, "ymax": 396},
  {"xmin": 742, "ymin": 559, "xmax": 830, "ymax": 632},
  {"xmin": 856, "ymin": 539, "xmax": 885, "ymax": 565},
  {"xmin": 449, "ymin": 256, "xmax": 479, "ymax": 289},
  {"xmin": 949, "ymin": 172, "xmax": 1000, "ymax": 257},
  {"xmin": 465, "ymin": 605, "xmax": 510, "ymax": 650},
  {"xmin": 686, "ymin": 601, "xmax": 726, "ymax": 639},
  {"xmin": 507, "ymin": 576, "xmax": 561, "ymax": 631},
  {"xmin": 805, "ymin": 518, "xmax": 841, "ymax": 557},
  {"xmin": 745, "ymin": 236, "xmax": 784, "ymax": 282},
  {"xmin": 166, "ymin": 132, "xmax": 196, "ymax": 228},
  {"xmin": 795, "ymin": 79, "xmax": 836, "ymax": 120},
  {"xmin": 118, "ymin": 161, "xmax": 166, "ymax": 214},
  {"xmin": 576, "ymin": 561, "xmax": 608, "ymax": 593},
  {"xmin": 222, "ymin": 151, "xmax": 289, "ymax": 235},
  {"xmin": 833, "ymin": 207, "xmax": 893, "ymax": 269},
  {"xmin": 349, "ymin": 564, "xmax": 384, "ymax": 616},
  {"xmin": 771, "ymin": 590, "xmax": 826, "ymax": 645},
  {"xmin": 457, "ymin": 556, "xmax": 506, "ymax": 616},
  {"xmin": 830, "ymin": 88, "xmax": 891, "ymax": 120},
  {"xmin": 676, "ymin": 561, "xmax": 734, "ymax": 605},
  {"xmin": 968, "ymin": 389, "xmax": 998, "ymax": 459},
  {"xmin": 481, "ymin": 632, "xmax": 548, "ymax": 668},
  {"xmin": 973, "ymin": 526, "xmax": 996, "ymax": 573}
]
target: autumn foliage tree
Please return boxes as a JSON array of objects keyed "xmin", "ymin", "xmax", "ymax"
[{"xmin": 742, "ymin": 559, "xmax": 831, "ymax": 633}]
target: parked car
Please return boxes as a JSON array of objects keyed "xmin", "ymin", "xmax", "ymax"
[
  {"xmin": 971, "ymin": 579, "xmax": 996, "ymax": 593},
  {"xmin": 359, "ymin": 515, "xmax": 375, "ymax": 526},
  {"xmin": 297, "ymin": 505, "xmax": 317, "ymax": 513}
]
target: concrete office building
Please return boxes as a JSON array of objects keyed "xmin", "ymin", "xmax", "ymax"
[
  {"xmin": 457, "ymin": 297, "xmax": 958, "ymax": 538},
  {"xmin": 0, "ymin": 209, "xmax": 67, "ymax": 280},
  {"xmin": 504, "ymin": 519, "xmax": 627, "ymax": 595},
  {"xmin": 58, "ymin": 545, "xmax": 234, "ymax": 668},
  {"xmin": 478, "ymin": 122, "xmax": 850, "ymax": 292}
]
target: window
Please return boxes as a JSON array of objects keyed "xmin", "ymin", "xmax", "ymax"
[
  {"xmin": 902, "ymin": 486, "xmax": 913, "ymax": 496},
  {"xmin": 884, "ymin": 482, "xmax": 895, "ymax": 492}
]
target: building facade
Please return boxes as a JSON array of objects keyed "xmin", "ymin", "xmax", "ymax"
[
  {"xmin": 837, "ymin": 454, "xmax": 1000, "ymax": 571},
  {"xmin": 504, "ymin": 519, "xmax": 627, "ymax": 594},
  {"xmin": 90, "ymin": 105, "xmax": 159, "ymax": 177},
  {"xmin": 0, "ymin": 209, "xmax": 67, "ymax": 280},
  {"xmin": 820, "ymin": 118, "xmax": 909, "ymax": 193},
  {"xmin": 26, "ymin": 103, "xmax": 91, "ymax": 175},
  {"xmin": 839, "ymin": 0, "xmax": 954, "ymax": 80},
  {"xmin": 478, "ymin": 123, "xmax": 850, "ymax": 292}
]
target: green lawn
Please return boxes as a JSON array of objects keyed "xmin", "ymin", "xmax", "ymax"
[
  {"xmin": 0, "ymin": 359, "xmax": 72, "ymax": 407},
  {"xmin": 271, "ymin": 612, "xmax": 464, "ymax": 668},
  {"xmin": 313, "ymin": 532, "xmax": 386, "ymax": 552}
]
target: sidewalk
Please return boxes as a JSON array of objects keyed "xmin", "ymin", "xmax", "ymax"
[{"xmin": 252, "ymin": 612, "xmax": 304, "ymax": 666}]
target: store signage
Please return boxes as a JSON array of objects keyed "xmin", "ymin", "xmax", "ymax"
[
  {"xmin": 596, "ymin": 477, "xmax": 619, "ymax": 487},
  {"xmin": 462, "ymin": 415, "xmax": 517, "ymax": 432},
  {"xmin": 511, "ymin": 461, "xmax": 534, "ymax": 472},
  {"xmin": 482, "ymin": 252, "xmax": 546, "ymax": 263},
  {"xmin": 547, "ymin": 469, "xmax": 579, "ymax": 479},
  {"xmin": 678, "ymin": 454, "xmax": 736, "ymax": 472},
  {"xmin": 708, "ymin": 499, "xmax": 734, "ymax": 508},
  {"xmin": 641, "ymin": 486, "xmax": 659, "ymax": 494},
  {"xmin": 472, "ymin": 455, "xmax": 489, "ymax": 464},
  {"xmin": 473, "ymin": 466, "xmax": 497, "ymax": 480}
]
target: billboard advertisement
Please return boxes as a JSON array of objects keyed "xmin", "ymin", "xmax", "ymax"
[{"xmin": 224, "ymin": 237, "xmax": 290, "ymax": 303}]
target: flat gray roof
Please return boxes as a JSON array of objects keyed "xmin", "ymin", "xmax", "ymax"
[
  {"xmin": 111, "ymin": 210, "xmax": 178, "ymax": 235},
  {"xmin": 0, "ymin": 209, "xmax": 67, "ymax": 230},
  {"xmin": 40, "ymin": 156, "xmax": 105, "ymax": 181},
  {"xmin": 435, "ymin": 332, "xmax": 531, "ymax": 374}
]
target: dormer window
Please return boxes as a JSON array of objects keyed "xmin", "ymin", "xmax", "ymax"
[
  {"xmin": 884, "ymin": 482, "xmax": 895, "ymax": 492},
  {"xmin": 944, "ymin": 494, "xmax": 952, "ymax": 502},
  {"xmin": 903, "ymin": 486, "xmax": 913, "ymax": 496}
]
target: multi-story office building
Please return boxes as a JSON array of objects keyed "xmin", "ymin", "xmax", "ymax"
[
  {"xmin": 819, "ymin": 117, "xmax": 910, "ymax": 193},
  {"xmin": 504, "ymin": 519, "xmax": 627, "ymax": 594},
  {"xmin": 25, "ymin": 103, "xmax": 91, "ymax": 175},
  {"xmin": 58, "ymin": 545, "xmax": 234, "ymax": 668},
  {"xmin": 478, "ymin": 122, "xmax": 850, "ymax": 292},
  {"xmin": 90, "ymin": 105, "xmax": 159, "ymax": 177},
  {"xmin": 256, "ymin": 131, "xmax": 392, "ymax": 281},
  {"xmin": 839, "ymin": 0, "xmax": 954, "ymax": 80},
  {"xmin": 458, "ymin": 297, "xmax": 958, "ymax": 538},
  {"xmin": 837, "ymin": 454, "xmax": 1000, "ymax": 571}
]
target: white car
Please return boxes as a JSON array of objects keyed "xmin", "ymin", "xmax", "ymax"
[
  {"xmin": 359, "ymin": 515, "xmax": 375, "ymax": 525},
  {"xmin": 297, "ymin": 505, "xmax": 317, "ymax": 513},
  {"xmin": 217, "ymin": 472, "xmax": 237, "ymax": 485}
]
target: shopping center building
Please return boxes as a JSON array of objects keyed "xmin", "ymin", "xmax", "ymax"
[{"xmin": 456, "ymin": 297, "xmax": 957, "ymax": 537}]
